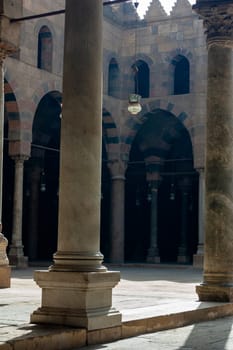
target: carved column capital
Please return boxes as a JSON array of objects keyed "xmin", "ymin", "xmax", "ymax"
[
  {"xmin": 145, "ymin": 155, "xmax": 163, "ymax": 186},
  {"xmin": 0, "ymin": 42, "xmax": 17, "ymax": 64},
  {"xmin": 11, "ymin": 155, "xmax": 29, "ymax": 163},
  {"xmin": 107, "ymin": 159, "xmax": 127, "ymax": 179},
  {"xmin": 193, "ymin": 2, "xmax": 233, "ymax": 46}
]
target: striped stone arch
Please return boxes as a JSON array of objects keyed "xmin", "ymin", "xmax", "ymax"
[
  {"xmin": 4, "ymin": 78, "xmax": 20, "ymax": 122},
  {"xmin": 123, "ymin": 99, "xmax": 193, "ymax": 157},
  {"xmin": 102, "ymin": 107, "xmax": 119, "ymax": 158},
  {"xmin": 4, "ymin": 79, "xmax": 30, "ymax": 157}
]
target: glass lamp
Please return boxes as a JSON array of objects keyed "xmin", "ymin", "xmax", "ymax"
[{"xmin": 128, "ymin": 93, "xmax": 142, "ymax": 115}]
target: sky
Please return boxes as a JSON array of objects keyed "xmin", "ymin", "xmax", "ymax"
[{"xmin": 136, "ymin": 0, "xmax": 196, "ymax": 17}]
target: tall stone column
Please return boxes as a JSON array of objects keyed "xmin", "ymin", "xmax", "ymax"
[
  {"xmin": 145, "ymin": 157, "xmax": 161, "ymax": 263},
  {"xmin": 177, "ymin": 177, "xmax": 190, "ymax": 264},
  {"xmin": 0, "ymin": 0, "xmax": 21, "ymax": 287},
  {"xmin": 0, "ymin": 59, "xmax": 10, "ymax": 287},
  {"xmin": 8, "ymin": 156, "xmax": 28, "ymax": 268},
  {"xmin": 193, "ymin": 0, "xmax": 233, "ymax": 301},
  {"xmin": 147, "ymin": 181, "xmax": 160, "ymax": 263},
  {"xmin": 108, "ymin": 160, "xmax": 126, "ymax": 264},
  {"xmin": 193, "ymin": 168, "xmax": 205, "ymax": 268},
  {"xmin": 27, "ymin": 166, "xmax": 40, "ymax": 261},
  {"xmin": 31, "ymin": 0, "xmax": 121, "ymax": 330}
]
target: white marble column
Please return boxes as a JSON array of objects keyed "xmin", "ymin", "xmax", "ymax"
[
  {"xmin": 27, "ymin": 166, "xmax": 40, "ymax": 261},
  {"xmin": 194, "ymin": 0, "xmax": 233, "ymax": 301},
  {"xmin": 0, "ymin": 1, "xmax": 21, "ymax": 287},
  {"xmin": 31, "ymin": 0, "xmax": 121, "ymax": 330},
  {"xmin": 108, "ymin": 160, "xmax": 126, "ymax": 263},
  {"xmin": 8, "ymin": 156, "xmax": 28, "ymax": 268},
  {"xmin": 193, "ymin": 168, "xmax": 205, "ymax": 268},
  {"xmin": 145, "ymin": 157, "xmax": 161, "ymax": 263},
  {"xmin": 147, "ymin": 182, "xmax": 160, "ymax": 263},
  {"xmin": 177, "ymin": 177, "xmax": 190, "ymax": 264}
]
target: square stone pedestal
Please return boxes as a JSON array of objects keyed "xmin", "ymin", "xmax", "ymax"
[
  {"xmin": 0, "ymin": 265, "xmax": 11, "ymax": 288},
  {"xmin": 31, "ymin": 270, "xmax": 122, "ymax": 330}
]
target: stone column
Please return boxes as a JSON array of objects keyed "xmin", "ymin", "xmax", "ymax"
[
  {"xmin": 177, "ymin": 177, "xmax": 190, "ymax": 264},
  {"xmin": 108, "ymin": 160, "xmax": 126, "ymax": 264},
  {"xmin": 8, "ymin": 157, "xmax": 28, "ymax": 268},
  {"xmin": 193, "ymin": 168, "xmax": 205, "ymax": 268},
  {"xmin": 27, "ymin": 166, "xmax": 40, "ymax": 261},
  {"xmin": 193, "ymin": 1, "xmax": 233, "ymax": 301},
  {"xmin": 145, "ymin": 157, "xmax": 162, "ymax": 263},
  {"xmin": 0, "ymin": 58, "xmax": 10, "ymax": 286},
  {"xmin": 0, "ymin": 0, "xmax": 21, "ymax": 287},
  {"xmin": 31, "ymin": 0, "xmax": 121, "ymax": 330},
  {"xmin": 147, "ymin": 181, "xmax": 160, "ymax": 263}
]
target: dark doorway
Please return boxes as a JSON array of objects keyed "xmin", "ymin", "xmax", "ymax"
[{"xmin": 125, "ymin": 110, "xmax": 198, "ymax": 263}]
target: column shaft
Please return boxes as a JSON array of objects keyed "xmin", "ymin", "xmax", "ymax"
[
  {"xmin": 0, "ymin": 61, "xmax": 10, "ymax": 286},
  {"xmin": 147, "ymin": 186, "xmax": 160, "ymax": 263},
  {"xmin": 28, "ymin": 166, "xmax": 40, "ymax": 261},
  {"xmin": 110, "ymin": 176, "xmax": 125, "ymax": 263},
  {"xmin": 177, "ymin": 180, "xmax": 190, "ymax": 263},
  {"xmin": 53, "ymin": 0, "xmax": 104, "ymax": 271},
  {"xmin": 0, "ymin": 63, "xmax": 3, "ymax": 222},
  {"xmin": 193, "ymin": 168, "xmax": 205, "ymax": 267},
  {"xmin": 204, "ymin": 45, "xmax": 233, "ymax": 279},
  {"xmin": 193, "ymin": 0, "xmax": 233, "ymax": 300},
  {"xmin": 8, "ymin": 157, "xmax": 28, "ymax": 268}
]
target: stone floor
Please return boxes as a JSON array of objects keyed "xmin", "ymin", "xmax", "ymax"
[{"xmin": 1, "ymin": 264, "xmax": 233, "ymax": 349}]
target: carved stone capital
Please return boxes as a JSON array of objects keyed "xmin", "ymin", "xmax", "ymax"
[
  {"xmin": 11, "ymin": 155, "xmax": 29, "ymax": 163},
  {"xmin": 107, "ymin": 159, "xmax": 127, "ymax": 178},
  {"xmin": 193, "ymin": 2, "xmax": 233, "ymax": 46},
  {"xmin": 0, "ymin": 12, "xmax": 21, "ymax": 63},
  {"xmin": 193, "ymin": 0, "xmax": 233, "ymax": 46},
  {"xmin": 0, "ymin": 41, "xmax": 17, "ymax": 64}
]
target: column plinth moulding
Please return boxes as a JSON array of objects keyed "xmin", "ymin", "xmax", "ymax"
[
  {"xmin": 31, "ymin": 0, "xmax": 121, "ymax": 330},
  {"xmin": 108, "ymin": 159, "xmax": 127, "ymax": 264},
  {"xmin": 193, "ymin": 168, "xmax": 205, "ymax": 268},
  {"xmin": 193, "ymin": 1, "xmax": 233, "ymax": 301},
  {"xmin": 8, "ymin": 156, "xmax": 28, "ymax": 268}
]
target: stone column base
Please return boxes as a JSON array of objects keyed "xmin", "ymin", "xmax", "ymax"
[
  {"xmin": 196, "ymin": 284, "xmax": 233, "ymax": 302},
  {"xmin": 0, "ymin": 265, "xmax": 11, "ymax": 288},
  {"xmin": 9, "ymin": 254, "xmax": 28, "ymax": 268},
  {"xmin": 193, "ymin": 253, "xmax": 204, "ymax": 268},
  {"xmin": 31, "ymin": 270, "xmax": 122, "ymax": 330},
  {"xmin": 177, "ymin": 255, "xmax": 190, "ymax": 264},
  {"xmin": 147, "ymin": 247, "xmax": 160, "ymax": 263},
  {"xmin": 147, "ymin": 256, "xmax": 160, "ymax": 263}
]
